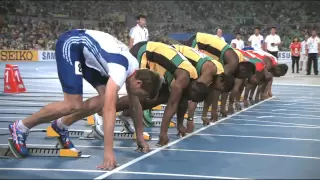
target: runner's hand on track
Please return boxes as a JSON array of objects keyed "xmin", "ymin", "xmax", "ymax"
[
  {"xmin": 235, "ymin": 102, "xmax": 242, "ymax": 111},
  {"xmin": 177, "ymin": 123, "xmax": 187, "ymax": 137},
  {"xmin": 156, "ymin": 134, "xmax": 169, "ymax": 147},
  {"xmin": 136, "ymin": 140, "xmax": 150, "ymax": 153},
  {"xmin": 97, "ymin": 151, "xmax": 118, "ymax": 170}
]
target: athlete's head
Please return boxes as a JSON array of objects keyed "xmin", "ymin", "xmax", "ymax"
[
  {"xmin": 185, "ymin": 80, "xmax": 209, "ymax": 102},
  {"xmin": 235, "ymin": 61, "xmax": 256, "ymax": 79},
  {"xmin": 136, "ymin": 14, "xmax": 147, "ymax": 27},
  {"xmin": 127, "ymin": 69, "xmax": 162, "ymax": 99},
  {"xmin": 152, "ymin": 36, "xmax": 181, "ymax": 45},
  {"xmin": 270, "ymin": 64, "xmax": 288, "ymax": 77},
  {"xmin": 253, "ymin": 70, "xmax": 266, "ymax": 83},
  {"xmin": 211, "ymin": 74, "xmax": 235, "ymax": 92},
  {"xmin": 223, "ymin": 49, "xmax": 240, "ymax": 76}
]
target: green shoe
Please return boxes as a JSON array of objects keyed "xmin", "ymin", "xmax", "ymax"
[{"xmin": 143, "ymin": 109, "xmax": 154, "ymax": 127}]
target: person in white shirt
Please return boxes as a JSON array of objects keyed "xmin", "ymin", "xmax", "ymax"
[
  {"xmin": 264, "ymin": 27, "xmax": 282, "ymax": 58},
  {"xmin": 248, "ymin": 27, "xmax": 264, "ymax": 51},
  {"xmin": 129, "ymin": 14, "xmax": 149, "ymax": 48},
  {"xmin": 231, "ymin": 33, "xmax": 245, "ymax": 49},
  {"xmin": 300, "ymin": 34, "xmax": 309, "ymax": 71},
  {"xmin": 214, "ymin": 28, "xmax": 225, "ymax": 42},
  {"xmin": 306, "ymin": 30, "xmax": 320, "ymax": 75}
]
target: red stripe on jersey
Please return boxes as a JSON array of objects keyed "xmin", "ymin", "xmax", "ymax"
[{"xmin": 247, "ymin": 50, "xmax": 278, "ymax": 67}]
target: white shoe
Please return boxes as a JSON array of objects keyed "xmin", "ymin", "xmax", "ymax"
[
  {"xmin": 91, "ymin": 124, "xmax": 104, "ymax": 140},
  {"xmin": 93, "ymin": 113, "xmax": 103, "ymax": 126},
  {"xmin": 119, "ymin": 112, "xmax": 135, "ymax": 133}
]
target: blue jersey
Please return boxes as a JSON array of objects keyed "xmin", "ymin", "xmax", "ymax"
[{"xmin": 55, "ymin": 29, "xmax": 138, "ymax": 94}]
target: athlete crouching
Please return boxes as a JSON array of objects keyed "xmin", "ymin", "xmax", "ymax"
[
  {"xmin": 93, "ymin": 41, "xmax": 209, "ymax": 147},
  {"xmin": 170, "ymin": 44, "xmax": 235, "ymax": 132},
  {"xmin": 246, "ymin": 50, "xmax": 288, "ymax": 101},
  {"xmin": 185, "ymin": 32, "xmax": 255, "ymax": 123},
  {"xmin": 235, "ymin": 49, "xmax": 273, "ymax": 108},
  {"xmin": 8, "ymin": 30, "xmax": 162, "ymax": 170}
]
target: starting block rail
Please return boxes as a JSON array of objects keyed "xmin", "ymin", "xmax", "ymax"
[
  {"xmin": 87, "ymin": 114, "xmax": 176, "ymax": 128},
  {"xmin": 46, "ymin": 126, "xmax": 152, "ymax": 141},
  {"xmin": 151, "ymin": 110, "xmax": 204, "ymax": 119},
  {"xmin": 0, "ymin": 139, "xmax": 90, "ymax": 158},
  {"xmin": 152, "ymin": 105, "xmax": 213, "ymax": 112}
]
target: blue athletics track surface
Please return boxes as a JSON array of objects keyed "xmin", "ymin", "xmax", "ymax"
[{"xmin": 0, "ymin": 62, "xmax": 320, "ymax": 179}]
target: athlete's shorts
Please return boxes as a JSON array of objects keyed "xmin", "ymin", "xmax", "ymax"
[
  {"xmin": 55, "ymin": 30, "xmax": 108, "ymax": 94},
  {"xmin": 187, "ymin": 34, "xmax": 232, "ymax": 65}
]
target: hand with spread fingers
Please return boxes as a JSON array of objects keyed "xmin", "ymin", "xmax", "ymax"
[{"xmin": 97, "ymin": 151, "xmax": 118, "ymax": 170}]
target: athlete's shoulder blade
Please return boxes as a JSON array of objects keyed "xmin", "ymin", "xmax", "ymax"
[{"xmin": 84, "ymin": 30, "xmax": 129, "ymax": 53}]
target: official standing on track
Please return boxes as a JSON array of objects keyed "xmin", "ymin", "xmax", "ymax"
[
  {"xmin": 264, "ymin": 27, "xmax": 282, "ymax": 58},
  {"xmin": 290, "ymin": 37, "xmax": 301, "ymax": 73},
  {"xmin": 300, "ymin": 34, "xmax": 309, "ymax": 72},
  {"xmin": 231, "ymin": 33, "xmax": 245, "ymax": 49},
  {"xmin": 306, "ymin": 30, "xmax": 320, "ymax": 75},
  {"xmin": 128, "ymin": 14, "xmax": 149, "ymax": 48},
  {"xmin": 248, "ymin": 27, "xmax": 264, "ymax": 51}
]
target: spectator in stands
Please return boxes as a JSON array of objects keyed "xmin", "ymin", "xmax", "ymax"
[
  {"xmin": 265, "ymin": 27, "xmax": 282, "ymax": 58},
  {"xmin": 300, "ymin": 34, "xmax": 309, "ymax": 71},
  {"xmin": 290, "ymin": 36, "xmax": 301, "ymax": 73},
  {"xmin": 248, "ymin": 27, "xmax": 264, "ymax": 51},
  {"xmin": 231, "ymin": 33, "xmax": 244, "ymax": 49},
  {"xmin": 128, "ymin": 14, "xmax": 149, "ymax": 48},
  {"xmin": 214, "ymin": 28, "xmax": 225, "ymax": 42},
  {"xmin": 306, "ymin": 30, "xmax": 320, "ymax": 75}
]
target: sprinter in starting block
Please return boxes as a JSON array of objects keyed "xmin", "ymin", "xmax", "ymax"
[
  {"xmin": 186, "ymin": 32, "xmax": 255, "ymax": 123},
  {"xmin": 93, "ymin": 41, "xmax": 209, "ymax": 146},
  {"xmin": 8, "ymin": 29, "xmax": 162, "ymax": 170},
  {"xmin": 235, "ymin": 49, "xmax": 273, "ymax": 108},
  {"xmin": 170, "ymin": 44, "xmax": 235, "ymax": 132},
  {"xmin": 246, "ymin": 50, "xmax": 288, "ymax": 100}
]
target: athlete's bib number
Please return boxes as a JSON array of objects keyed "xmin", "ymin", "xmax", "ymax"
[
  {"xmin": 294, "ymin": 48, "xmax": 298, "ymax": 54},
  {"xmin": 191, "ymin": 48, "xmax": 207, "ymax": 58},
  {"xmin": 177, "ymin": 51, "xmax": 188, "ymax": 61},
  {"xmin": 168, "ymin": 46, "xmax": 188, "ymax": 60},
  {"xmin": 75, "ymin": 61, "xmax": 82, "ymax": 75},
  {"xmin": 113, "ymin": 37, "xmax": 128, "ymax": 51}
]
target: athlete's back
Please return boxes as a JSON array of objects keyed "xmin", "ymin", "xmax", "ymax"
[
  {"xmin": 84, "ymin": 30, "xmax": 129, "ymax": 53},
  {"xmin": 56, "ymin": 29, "xmax": 138, "ymax": 94}
]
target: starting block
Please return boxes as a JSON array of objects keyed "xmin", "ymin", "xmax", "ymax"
[
  {"xmin": 152, "ymin": 104, "xmax": 213, "ymax": 113},
  {"xmin": 88, "ymin": 113, "xmax": 176, "ymax": 128},
  {"xmin": 0, "ymin": 139, "xmax": 90, "ymax": 158},
  {"xmin": 91, "ymin": 125, "xmax": 152, "ymax": 140},
  {"xmin": 46, "ymin": 126, "xmax": 152, "ymax": 141},
  {"xmin": 151, "ymin": 110, "xmax": 191, "ymax": 119},
  {"xmin": 87, "ymin": 115, "xmax": 95, "ymax": 125},
  {"xmin": 87, "ymin": 112, "xmax": 120, "ymax": 125}
]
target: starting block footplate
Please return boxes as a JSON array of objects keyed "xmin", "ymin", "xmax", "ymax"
[{"xmin": 1, "ymin": 138, "xmax": 91, "ymax": 158}]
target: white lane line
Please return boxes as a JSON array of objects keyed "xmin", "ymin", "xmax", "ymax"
[
  {"xmin": 164, "ymin": 148, "xmax": 320, "ymax": 160},
  {"xmin": 273, "ymin": 83, "xmax": 320, "ymax": 87},
  {"xmin": 0, "ymin": 168, "xmax": 248, "ymax": 179},
  {"xmin": 194, "ymin": 134, "xmax": 320, "ymax": 142},
  {"xmin": 94, "ymin": 97, "xmax": 275, "ymax": 179},
  {"xmin": 220, "ymin": 122, "xmax": 320, "ymax": 129},
  {"xmin": 229, "ymin": 118, "xmax": 320, "ymax": 127}
]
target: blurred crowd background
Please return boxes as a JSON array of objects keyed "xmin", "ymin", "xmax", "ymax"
[{"xmin": 0, "ymin": 0, "xmax": 319, "ymax": 50}]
